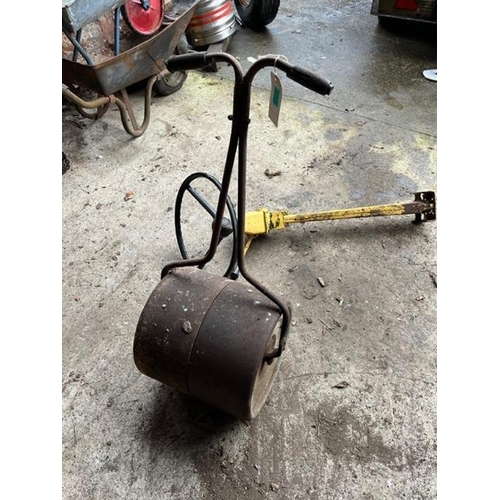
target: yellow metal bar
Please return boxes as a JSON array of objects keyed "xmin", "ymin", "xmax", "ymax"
[
  {"xmin": 244, "ymin": 194, "xmax": 435, "ymax": 239},
  {"xmin": 245, "ymin": 209, "xmax": 288, "ymax": 236},
  {"xmin": 283, "ymin": 203, "xmax": 408, "ymax": 225}
]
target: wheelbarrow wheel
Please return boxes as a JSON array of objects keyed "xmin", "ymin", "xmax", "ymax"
[
  {"xmin": 153, "ymin": 70, "xmax": 188, "ymax": 96},
  {"xmin": 153, "ymin": 36, "xmax": 189, "ymax": 97},
  {"xmin": 234, "ymin": 0, "xmax": 280, "ymax": 31},
  {"xmin": 134, "ymin": 267, "xmax": 283, "ymax": 420}
]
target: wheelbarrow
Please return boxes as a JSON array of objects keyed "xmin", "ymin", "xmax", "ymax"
[
  {"xmin": 133, "ymin": 51, "xmax": 334, "ymax": 421},
  {"xmin": 62, "ymin": 0, "xmax": 200, "ymax": 136}
]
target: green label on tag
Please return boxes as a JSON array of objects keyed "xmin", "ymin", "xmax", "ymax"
[
  {"xmin": 269, "ymin": 72, "xmax": 283, "ymax": 127},
  {"xmin": 273, "ymin": 86, "xmax": 281, "ymax": 107}
]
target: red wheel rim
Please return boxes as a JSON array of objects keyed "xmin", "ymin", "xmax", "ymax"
[{"xmin": 123, "ymin": 0, "xmax": 164, "ymax": 36}]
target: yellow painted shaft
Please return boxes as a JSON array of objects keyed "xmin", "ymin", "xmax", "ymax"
[
  {"xmin": 284, "ymin": 204, "xmax": 407, "ymax": 225},
  {"xmin": 244, "ymin": 199, "xmax": 433, "ymax": 238},
  {"xmin": 243, "ymin": 194, "xmax": 434, "ymax": 253}
]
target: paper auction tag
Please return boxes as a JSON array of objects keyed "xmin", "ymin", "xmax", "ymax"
[{"xmin": 268, "ymin": 72, "xmax": 282, "ymax": 127}]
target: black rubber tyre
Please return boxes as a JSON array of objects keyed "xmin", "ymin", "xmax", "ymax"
[
  {"xmin": 234, "ymin": 0, "xmax": 280, "ymax": 31},
  {"xmin": 153, "ymin": 67, "xmax": 188, "ymax": 96},
  {"xmin": 153, "ymin": 36, "xmax": 189, "ymax": 97}
]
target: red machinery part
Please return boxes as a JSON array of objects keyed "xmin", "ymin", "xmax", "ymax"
[{"xmin": 123, "ymin": 0, "xmax": 164, "ymax": 35}]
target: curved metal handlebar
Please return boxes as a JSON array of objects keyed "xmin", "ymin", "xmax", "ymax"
[
  {"xmin": 166, "ymin": 52, "xmax": 333, "ymax": 96},
  {"xmin": 162, "ymin": 51, "xmax": 333, "ymax": 360}
]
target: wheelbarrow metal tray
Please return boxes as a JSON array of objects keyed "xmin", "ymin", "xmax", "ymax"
[
  {"xmin": 62, "ymin": 0, "xmax": 126, "ymax": 33},
  {"xmin": 62, "ymin": 0, "xmax": 199, "ymax": 96}
]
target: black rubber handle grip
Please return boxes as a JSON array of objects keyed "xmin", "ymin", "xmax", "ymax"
[
  {"xmin": 166, "ymin": 53, "xmax": 208, "ymax": 73},
  {"xmin": 285, "ymin": 66, "xmax": 333, "ymax": 96}
]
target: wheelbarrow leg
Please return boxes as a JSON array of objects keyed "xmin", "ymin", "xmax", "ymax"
[
  {"xmin": 118, "ymin": 89, "xmax": 140, "ymax": 130},
  {"xmin": 111, "ymin": 74, "xmax": 162, "ymax": 137}
]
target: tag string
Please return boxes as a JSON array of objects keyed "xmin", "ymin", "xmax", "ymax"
[{"xmin": 258, "ymin": 54, "xmax": 289, "ymax": 73}]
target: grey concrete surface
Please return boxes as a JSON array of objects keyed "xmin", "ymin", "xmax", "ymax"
[{"xmin": 62, "ymin": 1, "xmax": 437, "ymax": 498}]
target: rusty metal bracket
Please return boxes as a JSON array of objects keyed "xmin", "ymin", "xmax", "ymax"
[{"xmin": 412, "ymin": 191, "xmax": 436, "ymax": 223}]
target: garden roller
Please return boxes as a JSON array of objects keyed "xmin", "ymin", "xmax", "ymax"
[{"xmin": 134, "ymin": 51, "xmax": 334, "ymax": 421}]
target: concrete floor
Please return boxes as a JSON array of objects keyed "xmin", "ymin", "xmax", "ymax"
[{"xmin": 62, "ymin": 1, "xmax": 437, "ymax": 498}]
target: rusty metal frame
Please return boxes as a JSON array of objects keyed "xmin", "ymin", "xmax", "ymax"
[{"xmin": 160, "ymin": 53, "xmax": 317, "ymax": 361}]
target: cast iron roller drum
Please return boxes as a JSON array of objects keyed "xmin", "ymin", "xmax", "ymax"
[{"xmin": 134, "ymin": 267, "xmax": 283, "ymax": 420}]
